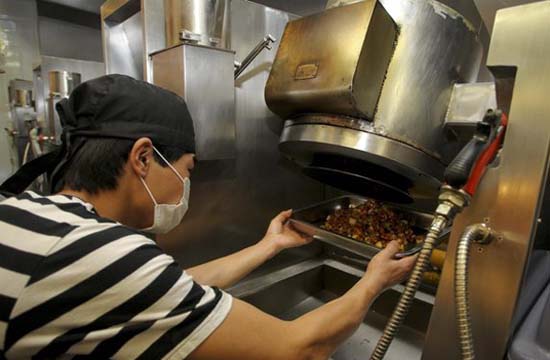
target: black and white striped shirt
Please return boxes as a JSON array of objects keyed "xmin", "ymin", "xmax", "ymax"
[{"xmin": 0, "ymin": 191, "xmax": 232, "ymax": 359}]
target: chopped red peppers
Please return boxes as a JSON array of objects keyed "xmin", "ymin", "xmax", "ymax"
[{"xmin": 322, "ymin": 199, "xmax": 424, "ymax": 251}]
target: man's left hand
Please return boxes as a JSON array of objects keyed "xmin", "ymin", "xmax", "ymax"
[{"xmin": 261, "ymin": 210, "xmax": 313, "ymax": 255}]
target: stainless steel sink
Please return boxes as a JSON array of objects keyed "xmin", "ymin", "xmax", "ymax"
[{"xmin": 228, "ymin": 259, "xmax": 434, "ymax": 359}]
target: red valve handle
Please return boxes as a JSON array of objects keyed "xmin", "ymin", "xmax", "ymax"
[{"xmin": 463, "ymin": 113, "xmax": 508, "ymax": 196}]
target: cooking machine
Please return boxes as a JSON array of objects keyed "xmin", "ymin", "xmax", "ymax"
[
  {"xmin": 265, "ymin": 0, "xmax": 550, "ymax": 359},
  {"xmin": 100, "ymin": 0, "xmax": 550, "ymax": 358}
]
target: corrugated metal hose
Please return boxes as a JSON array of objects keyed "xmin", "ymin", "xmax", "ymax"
[
  {"xmin": 455, "ymin": 224, "xmax": 488, "ymax": 360},
  {"xmin": 369, "ymin": 215, "xmax": 448, "ymax": 360}
]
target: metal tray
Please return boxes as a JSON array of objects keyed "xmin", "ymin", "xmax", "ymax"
[{"xmin": 290, "ymin": 196, "xmax": 449, "ymax": 259}]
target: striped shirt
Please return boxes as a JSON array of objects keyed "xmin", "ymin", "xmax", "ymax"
[{"xmin": 0, "ymin": 191, "xmax": 232, "ymax": 359}]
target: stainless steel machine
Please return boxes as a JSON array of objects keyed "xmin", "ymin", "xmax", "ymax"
[
  {"xmin": 266, "ymin": 0, "xmax": 483, "ymax": 204},
  {"xmin": 101, "ymin": 0, "xmax": 550, "ymax": 358},
  {"xmin": 263, "ymin": 0, "xmax": 550, "ymax": 359},
  {"xmin": 424, "ymin": 2, "xmax": 550, "ymax": 358}
]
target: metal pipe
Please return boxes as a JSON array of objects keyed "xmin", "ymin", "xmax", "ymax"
[
  {"xmin": 370, "ymin": 215, "xmax": 448, "ymax": 360},
  {"xmin": 455, "ymin": 224, "xmax": 491, "ymax": 360},
  {"xmin": 234, "ymin": 35, "xmax": 276, "ymax": 79}
]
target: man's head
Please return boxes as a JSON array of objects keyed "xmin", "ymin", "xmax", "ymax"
[
  {"xmin": 59, "ymin": 137, "xmax": 195, "ymax": 229},
  {"xmin": 52, "ymin": 74, "xmax": 196, "ymax": 231}
]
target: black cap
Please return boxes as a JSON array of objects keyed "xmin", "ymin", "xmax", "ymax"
[
  {"xmin": 56, "ymin": 74, "xmax": 195, "ymax": 153},
  {"xmin": 0, "ymin": 74, "xmax": 196, "ymax": 196}
]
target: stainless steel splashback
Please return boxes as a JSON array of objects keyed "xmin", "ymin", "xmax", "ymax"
[
  {"xmin": 155, "ymin": 0, "xmax": 324, "ymax": 268},
  {"xmin": 100, "ymin": 0, "xmax": 323, "ymax": 268}
]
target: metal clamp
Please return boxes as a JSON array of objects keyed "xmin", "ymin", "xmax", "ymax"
[
  {"xmin": 471, "ymin": 223, "xmax": 493, "ymax": 245},
  {"xmin": 435, "ymin": 185, "xmax": 471, "ymax": 221},
  {"xmin": 179, "ymin": 30, "xmax": 202, "ymax": 43}
]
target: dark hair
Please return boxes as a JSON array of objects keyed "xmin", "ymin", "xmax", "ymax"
[{"xmin": 57, "ymin": 138, "xmax": 186, "ymax": 194}]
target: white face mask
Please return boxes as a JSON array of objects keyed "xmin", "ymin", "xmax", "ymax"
[{"xmin": 139, "ymin": 147, "xmax": 190, "ymax": 234}]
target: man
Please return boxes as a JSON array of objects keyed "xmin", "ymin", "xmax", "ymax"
[{"xmin": 0, "ymin": 75, "xmax": 415, "ymax": 359}]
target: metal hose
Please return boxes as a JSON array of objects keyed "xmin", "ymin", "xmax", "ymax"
[
  {"xmin": 370, "ymin": 215, "xmax": 448, "ymax": 360},
  {"xmin": 455, "ymin": 224, "xmax": 487, "ymax": 360}
]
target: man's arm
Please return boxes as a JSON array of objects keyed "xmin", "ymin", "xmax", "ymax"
[
  {"xmin": 186, "ymin": 238, "xmax": 279, "ymax": 289},
  {"xmin": 190, "ymin": 242, "xmax": 416, "ymax": 359},
  {"xmin": 187, "ymin": 210, "xmax": 311, "ymax": 288}
]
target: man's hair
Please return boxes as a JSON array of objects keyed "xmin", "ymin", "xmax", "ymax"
[{"xmin": 57, "ymin": 138, "xmax": 186, "ymax": 194}]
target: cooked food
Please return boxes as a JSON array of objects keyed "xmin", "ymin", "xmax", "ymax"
[{"xmin": 322, "ymin": 199, "xmax": 423, "ymax": 251}]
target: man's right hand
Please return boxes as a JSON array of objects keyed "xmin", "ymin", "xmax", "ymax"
[{"xmin": 362, "ymin": 240, "xmax": 417, "ymax": 294}]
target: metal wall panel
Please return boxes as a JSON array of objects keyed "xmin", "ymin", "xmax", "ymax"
[
  {"xmin": 101, "ymin": 0, "xmax": 166, "ymax": 82},
  {"xmin": 102, "ymin": 9, "xmax": 143, "ymax": 80},
  {"xmin": 37, "ymin": 16, "xmax": 103, "ymax": 62},
  {"xmin": 152, "ymin": 44, "xmax": 236, "ymax": 160},
  {"xmin": 157, "ymin": 0, "xmax": 324, "ymax": 269},
  {"xmin": 142, "ymin": 0, "xmax": 166, "ymax": 82}
]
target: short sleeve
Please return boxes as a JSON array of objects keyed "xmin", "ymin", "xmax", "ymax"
[{"xmin": 5, "ymin": 228, "xmax": 232, "ymax": 359}]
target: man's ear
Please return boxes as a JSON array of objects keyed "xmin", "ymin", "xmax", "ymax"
[{"xmin": 129, "ymin": 138, "xmax": 154, "ymax": 178}]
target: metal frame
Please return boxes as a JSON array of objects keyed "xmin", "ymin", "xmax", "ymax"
[
  {"xmin": 269, "ymin": 0, "xmax": 484, "ymax": 205},
  {"xmin": 423, "ymin": 2, "xmax": 550, "ymax": 358}
]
